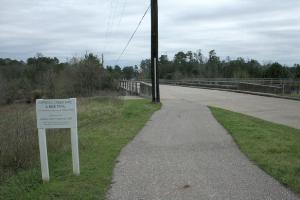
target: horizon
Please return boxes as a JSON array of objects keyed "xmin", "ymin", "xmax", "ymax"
[{"xmin": 1, "ymin": 50, "xmax": 299, "ymax": 68}]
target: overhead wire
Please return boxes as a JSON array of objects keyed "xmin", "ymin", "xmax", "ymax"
[
  {"xmin": 116, "ymin": 5, "xmax": 150, "ymax": 64},
  {"xmin": 117, "ymin": 0, "xmax": 127, "ymax": 26},
  {"xmin": 109, "ymin": 0, "xmax": 125, "ymax": 47},
  {"xmin": 103, "ymin": 0, "xmax": 121, "ymax": 53},
  {"xmin": 102, "ymin": 0, "xmax": 126, "ymax": 64},
  {"xmin": 102, "ymin": 1, "xmax": 114, "ymax": 53}
]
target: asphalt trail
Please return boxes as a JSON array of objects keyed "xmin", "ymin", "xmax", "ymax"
[{"xmin": 108, "ymin": 94, "xmax": 299, "ymax": 199}]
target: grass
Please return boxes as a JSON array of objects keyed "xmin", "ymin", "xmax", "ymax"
[
  {"xmin": 288, "ymin": 93, "xmax": 300, "ymax": 98},
  {"xmin": 210, "ymin": 107, "xmax": 300, "ymax": 195},
  {"xmin": 0, "ymin": 103, "xmax": 38, "ymax": 182},
  {"xmin": 279, "ymin": 93, "xmax": 300, "ymax": 99},
  {"xmin": 0, "ymin": 98, "xmax": 160, "ymax": 200},
  {"xmin": 0, "ymin": 103, "xmax": 73, "ymax": 183}
]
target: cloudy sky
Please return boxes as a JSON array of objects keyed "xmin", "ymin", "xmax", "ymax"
[{"xmin": 1, "ymin": 0, "xmax": 300, "ymax": 66}]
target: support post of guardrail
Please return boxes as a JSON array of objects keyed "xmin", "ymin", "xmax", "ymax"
[
  {"xmin": 130, "ymin": 81, "xmax": 132, "ymax": 95},
  {"xmin": 128, "ymin": 81, "xmax": 130, "ymax": 95}
]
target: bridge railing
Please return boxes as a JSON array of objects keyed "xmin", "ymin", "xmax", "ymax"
[
  {"xmin": 119, "ymin": 80, "xmax": 152, "ymax": 97},
  {"xmin": 153, "ymin": 78, "xmax": 300, "ymax": 95}
]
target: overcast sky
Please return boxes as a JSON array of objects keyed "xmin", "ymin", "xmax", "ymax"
[{"xmin": 1, "ymin": 0, "xmax": 300, "ymax": 66}]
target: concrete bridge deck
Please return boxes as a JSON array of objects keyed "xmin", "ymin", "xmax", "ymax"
[{"xmin": 161, "ymin": 85, "xmax": 300, "ymax": 129}]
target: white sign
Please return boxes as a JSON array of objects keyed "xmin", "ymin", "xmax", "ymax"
[
  {"xmin": 36, "ymin": 98, "xmax": 80, "ymax": 182},
  {"xmin": 36, "ymin": 99, "xmax": 77, "ymax": 129}
]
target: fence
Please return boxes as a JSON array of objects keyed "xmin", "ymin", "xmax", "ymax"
[
  {"xmin": 158, "ymin": 78, "xmax": 300, "ymax": 95},
  {"xmin": 119, "ymin": 81, "xmax": 152, "ymax": 97},
  {"xmin": 120, "ymin": 78, "xmax": 300, "ymax": 97}
]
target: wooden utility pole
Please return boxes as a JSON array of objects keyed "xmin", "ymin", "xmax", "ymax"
[{"xmin": 151, "ymin": 0, "xmax": 160, "ymax": 103}]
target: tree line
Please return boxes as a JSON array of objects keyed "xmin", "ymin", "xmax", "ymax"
[
  {"xmin": 137, "ymin": 50, "xmax": 300, "ymax": 80},
  {"xmin": 0, "ymin": 53, "xmax": 133, "ymax": 105},
  {"xmin": 1, "ymin": 50, "xmax": 300, "ymax": 104}
]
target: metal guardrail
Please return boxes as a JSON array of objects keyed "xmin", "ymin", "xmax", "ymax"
[
  {"xmin": 238, "ymin": 82, "xmax": 282, "ymax": 94},
  {"xmin": 160, "ymin": 78, "xmax": 300, "ymax": 84},
  {"xmin": 119, "ymin": 81, "xmax": 152, "ymax": 97},
  {"xmin": 155, "ymin": 78, "xmax": 300, "ymax": 95},
  {"xmin": 121, "ymin": 78, "xmax": 300, "ymax": 96}
]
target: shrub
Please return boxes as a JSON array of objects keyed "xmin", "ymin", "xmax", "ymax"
[{"xmin": 0, "ymin": 53, "xmax": 120, "ymax": 105}]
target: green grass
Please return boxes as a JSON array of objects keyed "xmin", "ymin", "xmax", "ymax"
[
  {"xmin": 0, "ymin": 98, "xmax": 160, "ymax": 200},
  {"xmin": 210, "ymin": 107, "xmax": 300, "ymax": 195},
  {"xmin": 288, "ymin": 93, "xmax": 300, "ymax": 98},
  {"xmin": 279, "ymin": 93, "xmax": 300, "ymax": 99}
]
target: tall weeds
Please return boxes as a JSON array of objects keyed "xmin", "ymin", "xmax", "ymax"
[{"xmin": 0, "ymin": 96, "xmax": 122, "ymax": 183}]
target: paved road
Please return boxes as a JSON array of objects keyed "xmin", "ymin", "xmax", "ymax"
[
  {"xmin": 161, "ymin": 85, "xmax": 300, "ymax": 129},
  {"xmin": 107, "ymin": 86, "xmax": 300, "ymax": 200}
]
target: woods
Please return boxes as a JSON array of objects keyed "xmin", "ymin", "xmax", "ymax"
[
  {"xmin": 138, "ymin": 50, "xmax": 300, "ymax": 80},
  {"xmin": 1, "ymin": 50, "xmax": 300, "ymax": 105},
  {"xmin": 0, "ymin": 53, "xmax": 121, "ymax": 105}
]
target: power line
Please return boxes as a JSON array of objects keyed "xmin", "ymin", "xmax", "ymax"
[
  {"xmin": 103, "ymin": 0, "xmax": 122, "ymax": 53},
  {"xmin": 117, "ymin": 0, "xmax": 127, "ymax": 26},
  {"xmin": 116, "ymin": 5, "xmax": 150, "ymax": 64},
  {"xmin": 102, "ymin": 1, "xmax": 114, "ymax": 53},
  {"xmin": 107, "ymin": 0, "xmax": 126, "ymax": 51},
  {"xmin": 102, "ymin": 0, "xmax": 128, "ymax": 64}
]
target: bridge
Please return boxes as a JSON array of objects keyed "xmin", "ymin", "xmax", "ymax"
[
  {"xmin": 120, "ymin": 79, "xmax": 300, "ymax": 129},
  {"xmin": 161, "ymin": 84, "xmax": 300, "ymax": 129},
  {"xmin": 111, "ymin": 80, "xmax": 300, "ymax": 199}
]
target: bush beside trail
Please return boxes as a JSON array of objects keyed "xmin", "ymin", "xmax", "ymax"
[{"xmin": 0, "ymin": 53, "xmax": 123, "ymax": 105}]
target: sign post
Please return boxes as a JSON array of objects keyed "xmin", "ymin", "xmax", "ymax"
[
  {"xmin": 38, "ymin": 128, "xmax": 49, "ymax": 181},
  {"xmin": 71, "ymin": 101, "xmax": 80, "ymax": 175},
  {"xmin": 36, "ymin": 98, "xmax": 80, "ymax": 182}
]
